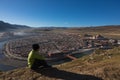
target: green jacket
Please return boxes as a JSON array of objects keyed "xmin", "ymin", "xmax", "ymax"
[{"xmin": 27, "ymin": 50, "xmax": 45, "ymax": 68}]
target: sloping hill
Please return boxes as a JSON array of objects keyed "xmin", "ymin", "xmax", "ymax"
[
  {"xmin": 0, "ymin": 21, "xmax": 30, "ymax": 32},
  {"xmin": 0, "ymin": 47, "xmax": 120, "ymax": 80},
  {"xmin": 59, "ymin": 47, "xmax": 120, "ymax": 80}
]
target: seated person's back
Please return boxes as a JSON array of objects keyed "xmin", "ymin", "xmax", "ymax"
[{"xmin": 28, "ymin": 44, "xmax": 51, "ymax": 70}]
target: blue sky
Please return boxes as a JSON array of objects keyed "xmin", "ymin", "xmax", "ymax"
[{"xmin": 0, "ymin": 0, "xmax": 120, "ymax": 27}]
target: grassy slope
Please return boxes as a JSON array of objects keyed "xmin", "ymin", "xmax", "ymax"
[
  {"xmin": 0, "ymin": 47, "xmax": 120, "ymax": 80},
  {"xmin": 58, "ymin": 47, "xmax": 120, "ymax": 80}
]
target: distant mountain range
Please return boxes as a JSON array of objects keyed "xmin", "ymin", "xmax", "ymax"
[
  {"xmin": 0, "ymin": 20, "xmax": 120, "ymax": 32},
  {"xmin": 0, "ymin": 21, "xmax": 30, "ymax": 32}
]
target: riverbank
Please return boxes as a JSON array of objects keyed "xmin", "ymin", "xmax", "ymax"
[{"xmin": 0, "ymin": 40, "xmax": 27, "ymax": 71}]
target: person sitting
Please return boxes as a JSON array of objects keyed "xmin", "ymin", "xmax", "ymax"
[{"xmin": 28, "ymin": 44, "xmax": 51, "ymax": 70}]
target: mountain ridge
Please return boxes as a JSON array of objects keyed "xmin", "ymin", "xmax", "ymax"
[{"xmin": 0, "ymin": 21, "xmax": 30, "ymax": 32}]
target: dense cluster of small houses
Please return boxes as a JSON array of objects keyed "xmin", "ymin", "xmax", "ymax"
[
  {"xmin": 3, "ymin": 32, "xmax": 119, "ymax": 60},
  {"xmin": 82, "ymin": 34, "xmax": 118, "ymax": 49},
  {"xmin": 4, "ymin": 32, "xmax": 82, "ymax": 58}
]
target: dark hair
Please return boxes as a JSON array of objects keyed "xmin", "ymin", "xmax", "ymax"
[{"xmin": 32, "ymin": 44, "xmax": 40, "ymax": 50}]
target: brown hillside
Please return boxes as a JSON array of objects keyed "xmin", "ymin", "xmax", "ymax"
[{"xmin": 0, "ymin": 47, "xmax": 120, "ymax": 80}]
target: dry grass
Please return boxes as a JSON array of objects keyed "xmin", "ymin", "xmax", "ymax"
[{"xmin": 58, "ymin": 47, "xmax": 120, "ymax": 80}]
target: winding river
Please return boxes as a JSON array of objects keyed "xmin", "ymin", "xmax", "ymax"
[
  {"xmin": 0, "ymin": 41, "xmax": 16, "ymax": 71},
  {"xmin": 0, "ymin": 38, "xmax": 27, "ymax": 71}
]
